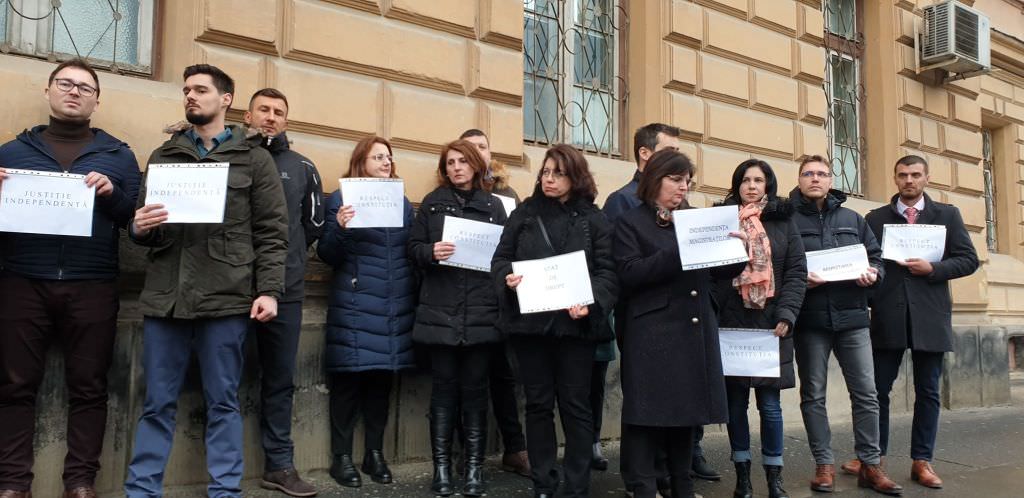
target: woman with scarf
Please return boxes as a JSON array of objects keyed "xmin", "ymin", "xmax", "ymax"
[
  {"xmin": 715, "ymin": 159, "xmax": 806, "ymax": 498},
  {"xmin": 491, "ymin": 144, "xmax": 618, "ymax": 498}
]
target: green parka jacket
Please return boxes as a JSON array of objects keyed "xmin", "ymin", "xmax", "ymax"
[{"xmin": 131, "ymin": 123, "xmax": 289, "ymax": 318}]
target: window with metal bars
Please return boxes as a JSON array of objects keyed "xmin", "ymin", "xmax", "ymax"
[
  {"xmin": 0, "ymin": 0, "xmax": 155, "ymax": 74},
  {"xmin": 523, "ymin": 0, "xmax": 627, "ymax": 157},
  {"xmin": 982, "ymin": 129, "xmax": 997, "ymax": 253},
  {"xmin": 823, "ymin": 0, "xmax": 864, "ymax": 194}
]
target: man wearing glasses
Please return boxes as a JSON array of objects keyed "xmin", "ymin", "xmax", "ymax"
[
  {"xmin": 0, "ymin": 59, "xmax": 141, "ymax": 498},
  {"xmin": 789, "ymin": 156, "xmax": 901, "ymax": 495}
]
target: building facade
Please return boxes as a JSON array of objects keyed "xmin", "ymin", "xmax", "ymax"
[{"xmin": 1, "ymin": 0, "xmax": 1022, "ymax": 495}]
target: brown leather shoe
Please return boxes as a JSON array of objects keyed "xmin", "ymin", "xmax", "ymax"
[
  {"xmin": 0, "ymin": 490, "xmax": 31, "ymax": 498},
  {"xmin": 501, "ymin": 450, "xmax": 531, "ymax": 477},
  {"xmin": 260, "ymin": 468, "xmax": 318, "ymax": 497},
  {"xmin": 911, "ymin": 459, "xmax": 943, "ymax": 489},
  {"xmin": 858, "ymin": 463, "xmax": 903, "ymax": 496},
  {"xmin": 810, "ymin": 463, "xmax": 835, "ymax": 492},
  {"xmin": 63, "ymin": 487, "xmax": 96, "ymax": 498},
  {"xmin": 840, "ymin": 458, "xmax": 861, "ymax": 476}
]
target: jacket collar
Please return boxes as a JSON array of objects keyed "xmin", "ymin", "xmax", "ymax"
[
  {"xmin": 718, "ymin": 196, "xmax": 794, "ymax": 221},
  {"xmin": 790, "ymin": 187, "xmax": 846, "ymax": 215},
  {"xmin": 261, "ymin": 132, "xmax": 291, "ymax": 154},
  {"xmin": 18, "ymin": 125, "xmax": 127, "ymax": 163},
  {"xmin": 887, "ymin": 191, "xmax": 938, "ymax": 224},
  {"xmin": 160, "ymin": 123, "xmax": 256, "ymax": 160}
]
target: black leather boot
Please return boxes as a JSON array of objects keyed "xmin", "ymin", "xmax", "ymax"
[
  {"xmin": 764, "ymin": 465, "xmax": 789, "ymax": 498},
  {"xmin": 462, "ymin": 409, "xmax": 488, "ymax": 497},
  {"xmin": 733, "ymin": 461, "xmax": 753, "ymax": 498},
  {"xmin": 429, "ymin": 407, "xmax": 455, "ymax": 496},
  {"xmin": 361, "ymin": 449, "xmax": 393, "ymax": 484},
  {"xmin": 329, "ymin": 454, "xmax": 361, "ymax": 488}
]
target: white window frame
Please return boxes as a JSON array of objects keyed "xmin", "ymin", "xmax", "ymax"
[
  {"xmin": 1, "ymin": 0, "xmax": 155, "ymax": 74},
  {"xmin": 524, "ymin": 0, "xmax": 622, "ymax": 156}
]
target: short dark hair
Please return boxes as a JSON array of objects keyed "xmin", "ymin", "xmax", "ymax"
[
  {"xmin": 437, "ymin": 139, "xmax": 492, "ymax": 191},
  {"xmin": 637, "ymin": 149, "xmax": 696, "ymax": 206},
  {"xmin": 248, "ymin": 87, "xmax": 289, "ymax": 112},
  {"xmin": 183, "ymin": 64, "xmax": 235, "ymax": 96},
  {"xmin": 633, "ymin": 123, "xmax": 681, "ymax": 164},
  {"xmin": 48, "ymin": 58, "xmax": 100, "ymax": 96},
  {"xmin": 533, "ymin": 144, "xmax": 598, "ymax": 203},
  {"xmin": 799, "ymin": 154, "xmax": 829, "ymax": 173},
  {"xmin": 895, "ymin": 154, "xmax": 929, "ymax": 173},
  {"xmin": 459, "ymin": 128, "xmax": 487, "ymax": 140},
  {"xmin": 725, "ymin": 159, "xmax": 778, "ymax": 203}
]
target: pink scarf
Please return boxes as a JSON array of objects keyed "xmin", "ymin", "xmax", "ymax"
[{"xmin": 732, "ymin": 200, "xmax": 775, "ymax": 309}]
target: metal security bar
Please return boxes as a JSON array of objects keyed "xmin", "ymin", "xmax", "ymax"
[{"xmin": 823, "ymin": 0, "xmax": 865, "ymax": 194}]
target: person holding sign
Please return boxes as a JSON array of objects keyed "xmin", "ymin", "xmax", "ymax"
[
  {"xmin": 408, "ymin": 140, "xmax": 507, "ymax": 497},
  {"xmin": 857, "ymin": 155, "xmax": 979, "ymax": 489},
  {"xmin": 788, "ymin": 156, "xmax": 901, "ymax": 495},
  {"xmin": 491, "ymin": 144, "xmax": 618, "ymax": 498},
  {"xmin": 0, "ymin": 59, "xmax": 141, "ymax": 498},
  {"xmin": 611, "ymin": 150, "xmax": 744, "ymax": 498},
  {"xmin": 714, "ymin": 159, "xmax": 806, "ymax": 498},
  {"xmin": 124, "ymin": 65, "xmax": 288, "ymax": 498},
  {"xmin": 318, "ymin": 136, "xmax": 414, "ymax": 489}
]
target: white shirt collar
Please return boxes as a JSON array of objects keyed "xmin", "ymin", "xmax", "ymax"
[{"xmin": 896, "ymin": 197, "xmax": 925, "ymax": 219}]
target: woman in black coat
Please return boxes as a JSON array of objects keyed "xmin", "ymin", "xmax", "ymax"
[
  {"xmin": 408, "ymin": 139, "xmax": 507, "ymax": 497},
  {"xmin": 613, "ymin": 150, "xmax": 744, "ymax": 498},
  {"xmin": 491, "ymin": 144, "xmax": 618, "ymax": 498},
  {"xmin": 715, "ymin": 159, "xmax": 806, "ymax": 498}
]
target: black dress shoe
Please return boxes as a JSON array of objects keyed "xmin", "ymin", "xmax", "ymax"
[
  {"xmin": 591, "ymin": 442, "xmax": 609, "ymax": 471},
  {"xmin": 657, "ymin": 476, "xmax": 672, "ymax": 497},
  {"xmin": 691, "ymin": 455, "xmax": 721, "ymax": 481},
  {"xmin": 330, "ymin": 454, "xmax": 362, "ymax": 488},
  {"xmin": 361, "ymin": 449, "xmax": 393, "ymax": 484}
]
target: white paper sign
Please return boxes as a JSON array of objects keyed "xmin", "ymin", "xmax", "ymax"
[
  {"xmin": 340, "ymin": 178, "xmax": 404, "ymax": 228},
  {"xmin": 145, "ymin": 163, "xmax": 229, "ymax": 223},
  {"xmin": 439, "ymin": 216, "xmax": 504, "ymax": 272},
  {"xmin": 673, "ymin": 205, "xmax": 749, "ymax": 270},
  {"xmin": 806, "ymin": 244, "xmax": 870, "ymax": 282},
  {"xmin": 494, "ymin": 194, "xmax": 517, "ymax": 217},
  {"xmin": 719, "ymin": 328, "xmax": 780, "ymax": 378},
  {"xmin": 881, "ymin": 224, "xmax": 946, "ymax": 263},
  {"xmin": 511, "ymin": 250, "xmax": 595, "ymax": 314},
  {"xmin": 0, "ymin": 168, "xmax": 95, "ymax": 236}
]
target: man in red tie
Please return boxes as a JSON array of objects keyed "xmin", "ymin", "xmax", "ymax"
[{"xmin": 851, "ymin": 155, "xmax": 979, "ymax": 489}]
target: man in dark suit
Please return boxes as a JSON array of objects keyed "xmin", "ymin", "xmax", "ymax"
[{"xmin": 857, "ymin": 155, "xmax": 979, "ymax": 489}]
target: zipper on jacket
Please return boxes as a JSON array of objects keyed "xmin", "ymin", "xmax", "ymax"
[{"xmin": 57, "ymin": 242, "xmax": 65, "ymax": 280}]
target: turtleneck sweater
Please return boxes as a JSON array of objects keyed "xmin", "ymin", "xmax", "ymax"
[{"xmin": 40, "ymin": 115, "xmax": 94, "ymax": 170}]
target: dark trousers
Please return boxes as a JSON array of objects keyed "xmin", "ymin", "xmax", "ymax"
[
  {"xmin": 622, "ymin": 424, "xmax": 695, "ymax": 498},
  {"xmin": 429, "ymin": 344, "xmax": 491, "ymax": 417},
  {"xmin": 488, "ymin": 343, "xmax": 527, "ymax": 453},
  {"xmin": 511, "ymin": 335, "xmax": 596, "ymax": 498},
  {"xmin": 873, "ymin": 348, "xmax": 944, "ymax": 461},
  {"xmin": 590, "ymin": 360, "xmax": 610, "ymax": 442},
  {"xmin": 329, "ymin": 370, "xmax": 394, "ymax": 457},
  {"xmin": 0, "ymin": 275, "xmax": 118, "ymax": 491},
  {"xmin": 249, "ymin": 300, "xmax": 303, "ymax": 471}
]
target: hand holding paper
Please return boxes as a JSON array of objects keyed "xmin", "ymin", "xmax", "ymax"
[
  {"xmin": 433, "ymin": 241, "xmax": 455, "ymax": 261},
  {"xmin": 900, "ymin": 258, "xmax": 934, "ymax": 276},
  {"xmin": 505, "ymin": 273, "xmax": 522, "ymax": 289},
  {"xmin": 856, "ymin": 267, "xmax": 879, "ymax": 287},
  {"xmin": 336, "ymin": 205, "xmax": 356, "ymax": 228},
  {"xmin": 84, "ymin": 171, "xmax": 113, "ymax": 197},
  {"xmin": 132, "ymin": 203, "xmax": 169, "ymax": 237}
]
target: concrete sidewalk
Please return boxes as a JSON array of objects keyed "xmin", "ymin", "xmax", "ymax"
[{"xmin": 220, "ymin": 375, "xmax": 1024, "ymax": 498}]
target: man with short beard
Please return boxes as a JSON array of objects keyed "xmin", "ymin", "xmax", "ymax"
[
  {"xmin": 243, "ymin": 88, "xmax": 323, "ymax": 497},
  {"xmin": 124, "ymin": 64, "xmax": 288, "ymax": 498},
  {"xmin": 0, "ymin": 58, "xmax": 141, "ymax": 498}
]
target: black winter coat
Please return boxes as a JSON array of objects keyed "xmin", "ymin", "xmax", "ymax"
[
  {"xmin": 614, "ymin": 204, "xmax": 744, "ymax": 427},
  {"xmin": 865, "ymin": 193, "xmax": 979, "ymax": 352},
  {"xmin": 491, "ymin": 195, "xmax": 618, "ymax": 341},
  {"xmin": 790, "ymin": 188, "xmax": 883, "ymax": 332},
  {"xmin": 714, "ymin": 198, "xmax": 807, "ymax": 390},
  {"xmin": 408, "ymin": 186, "xmax": 507, "ymax": 346}
]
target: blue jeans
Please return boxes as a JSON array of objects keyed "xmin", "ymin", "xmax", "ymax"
[
  {"xmin": 125, "ymin": 315, "xmax": 249, "ymax": 498},
  {"xmin": 726, "ymin": 384, "xmax": 784, "ymax": 466}
]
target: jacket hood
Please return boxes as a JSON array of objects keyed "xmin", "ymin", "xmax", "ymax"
[
  {"xmin": 716, "ymin": 196, "xmax": 794, "ymax": 221},
  {"xmin": 162, "ymin": 120, "xmax": 261, "ymax": 139},
  {"xmin": 789, "ymin": 187, "xmax": 847, "ymax": 214}
]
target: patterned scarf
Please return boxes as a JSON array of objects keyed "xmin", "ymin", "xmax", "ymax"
[{"xmin": 732, "ymin": 199, "xmax": 774, "ymax": 309}]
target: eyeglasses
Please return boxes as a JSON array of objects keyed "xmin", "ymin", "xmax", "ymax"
[
  {"xmin": 666, "ymin": 175, "xmax": 695, "ymax": 189},
  {"xmin": 53, "ymin": 78, "xmax": 97, "ymax": 97},
  {"xmin": 800, "ymin": 171, "xmax": 832, "ymax": 179},
  {"xmin": 540, "ymin": 168, "xmax": 566, "ymax": 179},
  {"xmin": 369, "ymin": 153, "xmax": 393, "ymax": 163}
]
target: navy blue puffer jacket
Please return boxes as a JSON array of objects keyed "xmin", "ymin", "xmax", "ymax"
[
  {"xmin": 0, "ymin": 126, "xmax": 141, "ymax": 280},
  {"xmin": 318, "ymin": 189, "xmax": 417, "ymax": 372}
]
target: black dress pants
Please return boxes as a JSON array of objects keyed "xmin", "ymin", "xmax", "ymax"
[
  {"xmin": 511, "ymin": 335, "xmax": 596, "ymax": 498},
  {"xmin": 622, "ymin": 424, "xmax": 695, "ymax": 498},
  {"xmin": 489, "ymin": 343, "xmax": 527, "ymax": 453},
  {"xmin": 329, "ymin": 370, "xmax": 395, "ymax": 457}
]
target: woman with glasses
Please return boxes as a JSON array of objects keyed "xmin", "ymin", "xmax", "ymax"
[
  {"xmin": 408, "ymin": 139, "xmax": 508, "ymax": 497},
  {"xmin": 491, "ymin": 144, "xmax": 618, "ymax": 498},
  {"xmin": 318, "ymin": 136, "xmax": 414, "ymax": 488},
  {"xmin": 715, "ymin": 159, "xmax": 806, "ymax": 498},
  {"xmin": 612, "ymin": 150, "xmax": 746, "ymax": 498}
]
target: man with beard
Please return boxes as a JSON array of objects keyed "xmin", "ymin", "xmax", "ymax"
[
  {"xmin": 0, "ymin": 58, "xmax": 140, "ymax": 498},
  {"xmin": 123, "ymin": 65, "xmax": 288, "ymax": 498},
  {"xmin": 242, "ymin": 88, "xmax": 323, "ymax": 497}
]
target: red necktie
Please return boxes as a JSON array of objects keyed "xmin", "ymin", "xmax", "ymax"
[{"xmin": 905, "ymin": 206, "xmax": 918, "ymax": 224}]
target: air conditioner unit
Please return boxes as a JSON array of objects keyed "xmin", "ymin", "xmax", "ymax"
[{"xmin": 919, "ymin": 0, "xmax": 991, "ymax": 74}]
